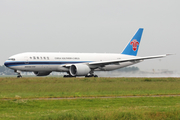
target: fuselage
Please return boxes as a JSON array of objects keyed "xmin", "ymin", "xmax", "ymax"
[{"xmin": 4, "ymin": 52, "xmax": 140, "ymax": 72}]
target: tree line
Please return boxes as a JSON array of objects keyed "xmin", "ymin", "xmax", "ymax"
[{"xmin": 0, "ymin": 65, "xmax": 15, "ymax": 75}]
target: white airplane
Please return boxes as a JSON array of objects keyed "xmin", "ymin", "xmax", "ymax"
[{"xmin": 4, "ymin": 28, "xmax": 169, "ymax": 78}]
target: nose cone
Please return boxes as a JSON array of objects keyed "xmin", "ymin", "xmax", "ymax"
[{"xmin": 4, "ymin": 61, "xmax": 9, "ymax": 67}]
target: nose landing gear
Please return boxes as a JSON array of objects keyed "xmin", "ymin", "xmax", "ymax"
[
  {"xmin": 14, "ymin": 70, "xmax": 22, "ymax": 78},
  {"xmin": 17, "ymin": 73, "xmax": 22, "ymax": 78}
]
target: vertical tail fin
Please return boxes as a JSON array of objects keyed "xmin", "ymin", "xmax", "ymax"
[{"xmin": 121, "ymin": 28, "xmax": 143, "ymax": 56}]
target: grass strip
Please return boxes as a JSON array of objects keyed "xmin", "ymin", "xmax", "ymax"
[
  {"xmin": 0, "ymin": 77, "xmax": 180, "ymax": 99},
  {"xmin": 0, "ymin": 96, "xmax": 180, "ymax": 120}
]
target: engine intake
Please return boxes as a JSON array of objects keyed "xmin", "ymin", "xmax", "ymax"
[
  {"xmin": 34, "ymin": 71, "xmax": 51, "ymax": 76},
  {"xmin": 69, "ymin": 64, "xmax": 91, "ymax": 76}
]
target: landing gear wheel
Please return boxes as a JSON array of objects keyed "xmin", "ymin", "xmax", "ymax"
[
  {"xmin": 85, "ymin": 75, "xmax": 98, "ymax": 77},
  {"xmin": 63, "ymin": 75, "xmax": 76, "ymax": 78},
  {"xmin": 17, "ymin": 75, "xmax": 22, "ymax": 78},
  {"xmin": 94, "ymin": 75, "xmax": 98, "ymax": 77},
  {"xmin": 85, "ymin": 75, "xmax": 92, "ymax": 77},
  {"xmin": 85, "ymin": 75, "xmax": 89, "ymax": 77}
]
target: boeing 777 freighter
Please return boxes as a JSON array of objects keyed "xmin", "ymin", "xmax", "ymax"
[{"xmin": 4, "ymin": 28, "xmax": 170, "ymax": 78}]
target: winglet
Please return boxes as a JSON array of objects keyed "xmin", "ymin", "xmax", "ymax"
[{"xmin": 121, "ymin": 28, "xmax": 144, "ymax": 56}]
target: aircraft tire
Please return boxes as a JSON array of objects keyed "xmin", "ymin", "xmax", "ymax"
[
  {"xmin": 63, "ymin": 75, "xmax": 76, "ymax": 78},
  {"xmin": 17, "ymin": 75, "xmax": 22, "ymax": 78},
  {"xmin": 94, "ymin": 75, "xmax": 98, "ymax": 77}
]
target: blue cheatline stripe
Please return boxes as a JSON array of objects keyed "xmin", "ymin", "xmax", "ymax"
[{"xmin": 4, "ymin": 61, "xmax": 93, "ymax": 67}]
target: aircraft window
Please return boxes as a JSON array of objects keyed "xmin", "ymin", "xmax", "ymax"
[
  {"xmin": 37, "ymin": 57, "xmax": 39, "ymax": 59},
  {"xmin": 40, "ymin": 57, "xmax": 42, "ymax": 59},
  {"xmin": 44, "ymin": 57, "xmax": 46, "ymax": 59},
  {"xmin": 47, "ymin": 57, "xmax": 49, "ymax": 60},
  {"xmin": 33, "ymin": 56, "xmax": 36, "ymax": 59},
  {"xmin": 30, "ymin": 57, "xmax": 32, "ymax": 59}
]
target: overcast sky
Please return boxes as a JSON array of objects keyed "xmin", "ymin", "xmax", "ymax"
[{"xmin": 0, "ymin": 0, "xmax": 179, "ymax": 71}]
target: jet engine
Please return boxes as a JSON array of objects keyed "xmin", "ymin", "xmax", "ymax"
[
  {"xmin": 34, "ymin": 71, "xmax": 52, "ymax": 76},
  {"xmin": 69, "ymin": 64, "xmax": 91, "ymax": 76}
]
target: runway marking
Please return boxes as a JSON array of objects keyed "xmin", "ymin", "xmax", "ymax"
[{"xmin": 2, "ymin": 94, "xmax": 180, "ymax": 100}]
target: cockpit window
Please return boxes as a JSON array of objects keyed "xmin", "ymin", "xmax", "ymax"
[{"xmin": 8, "ymin": 58, "xmax": 15, "ymax": 61}]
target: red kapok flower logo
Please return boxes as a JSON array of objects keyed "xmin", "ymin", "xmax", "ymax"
[{"xmin": 130, "ymin": 39, "xmax": 139, "ymax": 51}]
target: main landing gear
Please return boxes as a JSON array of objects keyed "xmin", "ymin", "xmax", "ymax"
[
  {"xmin": 63, "ymin": 72, "xmax": 98, "ymax": 78},
  {"xmin": 63, "ymin": 75, "xmax": 75, "ymax": 78},
  {"xmin": 63, "ymin": 74, "xmax": 98, "ymax": 78},
  {"xmin": 85, "ymin": 71, "xmax": 98, "ymax": 77},
  {"xmin": 85, "ymin": 74, "xmax": 98, "ymax": 77}
]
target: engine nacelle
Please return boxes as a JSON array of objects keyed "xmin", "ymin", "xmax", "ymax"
[
  {"xmin": 34, "ymin": 71, "xmax": 51, "ymax": 76},
  {"xmin": 69, "ymin": 64, "xmax": 91, "ymax": 76}
]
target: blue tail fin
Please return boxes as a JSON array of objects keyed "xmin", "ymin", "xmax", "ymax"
[{"xmin": 121, "ymin": 28, "xmax": 143, "ymax": 56}]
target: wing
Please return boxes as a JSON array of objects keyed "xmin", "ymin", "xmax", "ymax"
[{"xmin": 88, "ymin": 54, "xmax": 170, "ymax": 68}]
